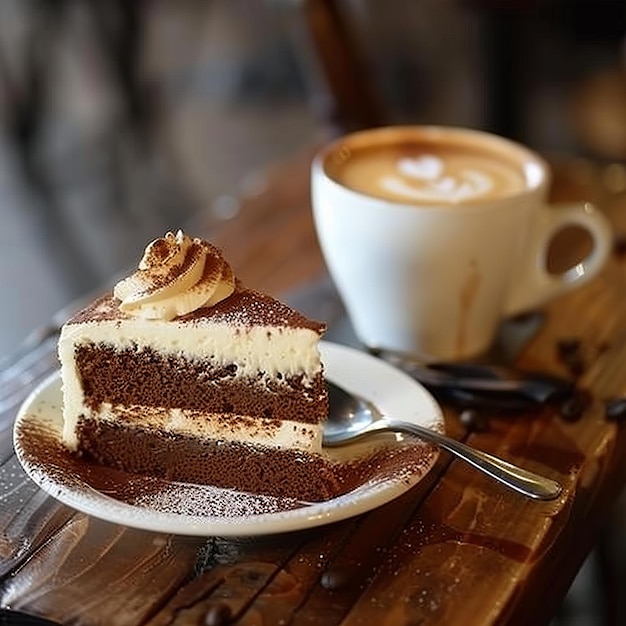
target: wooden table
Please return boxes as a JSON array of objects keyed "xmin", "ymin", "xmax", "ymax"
[{"xmin": 1, "ymin": 148, "xmax": 626, "ymax": 625}]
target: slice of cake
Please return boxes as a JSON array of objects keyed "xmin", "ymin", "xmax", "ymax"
[{"xmin": 58, "ymin": 230, "xmax": 335, "ymax": 501}]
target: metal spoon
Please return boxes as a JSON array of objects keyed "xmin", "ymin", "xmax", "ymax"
[{"xmin": 324, "ymin": 380, "xmax": 562, "ymax": 501}]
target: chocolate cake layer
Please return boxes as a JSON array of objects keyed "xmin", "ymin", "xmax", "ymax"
[
  {"xmin": 76, "ymin": 418, "xmax": 342, "ymax": 501},
  {"xmin": 75, "ymin": 344, "xmax": 327, "ymax": 424}
]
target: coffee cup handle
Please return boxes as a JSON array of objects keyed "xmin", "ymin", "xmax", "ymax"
[{"xmin": 503, "ymin": 202, "xmax": 612, "ymax": 317}]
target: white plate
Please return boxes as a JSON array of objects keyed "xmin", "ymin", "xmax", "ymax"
[{"xmin": 13, "ymin": 341, "xmax": 443, "ymax": 536}]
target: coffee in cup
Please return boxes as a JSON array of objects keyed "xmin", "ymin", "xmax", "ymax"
[
  {"xmin": 312, "ymin": 126, "xmax": 612, "ymax": 362},
  {"xmin": 324, "ymin": 136, "xmax": 527, "ymax": 205}
]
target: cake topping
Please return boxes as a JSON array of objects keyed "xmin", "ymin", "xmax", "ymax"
[{"xmin": 113, "ymin": 230, "xmax": 235, "ymax": 320}]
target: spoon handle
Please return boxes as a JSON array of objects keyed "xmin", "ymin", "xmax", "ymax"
[{"xmin": 379, "ymin": 419, "xmax": 562, "ymax": 501}]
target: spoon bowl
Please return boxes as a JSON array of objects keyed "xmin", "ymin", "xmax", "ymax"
[{"xmin": 324, "ymin": 379, "xmax": 562, "ymax": 501}]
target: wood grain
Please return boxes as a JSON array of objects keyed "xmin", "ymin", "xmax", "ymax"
[{"xmin": 1, "ymin": 150, "xmax": 626, "ymax": 625}]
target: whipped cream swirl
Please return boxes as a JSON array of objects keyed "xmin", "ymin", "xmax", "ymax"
[{"xmin": 113, "ymin": 230, "xmax": 235, "ymax": 320}]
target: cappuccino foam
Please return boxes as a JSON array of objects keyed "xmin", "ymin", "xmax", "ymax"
[{"xmin": 326, "ymin": 142, "xmax": 527, "ymax": 205}]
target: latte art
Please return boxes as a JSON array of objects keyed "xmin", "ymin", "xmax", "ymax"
[
  {"xmin": 382, "ymin": 155, "xmax": 495, "ymax": 202},
  {"xmin": 326, "ymin": 142, "xmax": 527, "ymax": 205}
]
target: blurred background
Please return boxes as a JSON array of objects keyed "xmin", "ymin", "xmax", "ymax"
[
  {"xmin": 2, "ymin": 0, "xmax": 626, "ymax": 357},
  {"xmin": 1, "ymin": 1, "xmax": 626, "ymax": 623}
]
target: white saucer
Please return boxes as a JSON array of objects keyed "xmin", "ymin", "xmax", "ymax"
[{"xmin": 13, "ymin": 341, "xmax": 443, "ymax": 536}]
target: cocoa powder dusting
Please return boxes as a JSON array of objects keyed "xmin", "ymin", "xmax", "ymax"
[
  {"xmin": 16, "ymin": 414, "xmax": 435, "ymax": 519},
  {"xmin": 67, "ymin": 288, "xmax": 325, "ymax": 333}
]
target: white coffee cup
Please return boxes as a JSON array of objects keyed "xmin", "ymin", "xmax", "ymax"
[{"xmin": 311, "ymin": 126, "xmax": 612, "ymax": 362}]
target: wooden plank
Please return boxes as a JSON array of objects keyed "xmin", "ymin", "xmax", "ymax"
[{"xmin": 1, "ymin": 151, "xmax": 626, "ymax": 625}]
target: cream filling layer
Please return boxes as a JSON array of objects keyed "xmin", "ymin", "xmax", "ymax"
[
  {"xmin": 70, "ymin": 404, "xmax": 323, "ymax": 453},
  {"xmin": 59, "ymin": 319, "xmax": 322, "ymax": 377}
]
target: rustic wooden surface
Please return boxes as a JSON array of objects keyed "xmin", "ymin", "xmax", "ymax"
[{"xmin": 1, "ymin": 149, "xmax": 626, "ymax": 625}]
